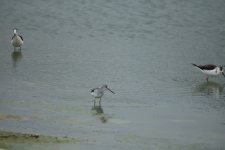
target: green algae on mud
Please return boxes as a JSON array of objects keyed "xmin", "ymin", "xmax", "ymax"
[{"xmin": 0, "ymin": 131, "xmax": 92, "ymax": 144}]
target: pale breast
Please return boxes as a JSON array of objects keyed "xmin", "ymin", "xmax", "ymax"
[
  {"xmin": 202, "ymin": 68, "xmax": 220, "ymax": 76},
  {"xmin": 11, "ymin": 35, "xmax": 23, "ymax": 47}
]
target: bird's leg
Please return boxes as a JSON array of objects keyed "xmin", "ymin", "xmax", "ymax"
[
  {"xmin": 206, "ymin": 76, "xmax": 209, "ymax": 82},
  {"xmin": 99, "ymin": 98, "xmax": 101, "ymax": 106},
  {"xmin": 19, "ymin": 46, "xmax": 22, "ymax": 52},
  {"xmin": 94, "ymin": 99, "xmax": 96, "ymax": 107}
]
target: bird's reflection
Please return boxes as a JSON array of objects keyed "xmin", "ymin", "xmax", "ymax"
[
  {"xmin": 91, "ymin": 101, "xmax": 109, "ymax": 123},
  {"xmin": 194, "ymin": 81, "xmax": 224, "ymax": 96},
  {"xmin": 11, "ymin": 51, "xmax": 22, "ymax": 67}
]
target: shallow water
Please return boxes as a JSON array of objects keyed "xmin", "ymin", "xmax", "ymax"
[{"xmin": 0, "ymin": 0, "xmax": 225, "ymax": 149}]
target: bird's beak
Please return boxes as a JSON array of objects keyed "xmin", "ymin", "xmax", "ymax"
[
  {"xmin": 222, "ymin": 72, "xmax": 225, "ymax": 77},
  {"xmin": 106, "ymin": 87, "xmax": 115, "ymax": 94}
]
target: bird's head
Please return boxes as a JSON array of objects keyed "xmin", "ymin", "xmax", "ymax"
[
  {"xmin": 13, "ymin": 28, "xmax": 18, "ymax": 34},
  {"xmin": 101, "ymin": 84, "xmax": 115, "ymax": 94},
  {"xmin": 220, "ymin": 66, "xmax": 225, "ymax": 77}
]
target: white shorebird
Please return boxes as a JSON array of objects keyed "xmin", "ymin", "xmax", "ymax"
[
  {"xmin": 11, "ymin": 28, "xmax": 24, "ymax": 51},
  {"xmin": 91, "ymin": 84, "xmax": 115, "ymax": 105},
  {"xmin": 192, "ymin": 64, "xmax": 225, "ymax": 81}
]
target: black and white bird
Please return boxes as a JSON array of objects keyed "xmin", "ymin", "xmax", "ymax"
[
  {"xmin": 192, "ymin": 64, "xmax": 225, "ymax": 81},
  {"xmin": 91, "ymin": 84, "xmax": 115, "ymax": 105},
  {"xmin": 11, "ymin": 28, "xmax": 24, "ymax": 51}
]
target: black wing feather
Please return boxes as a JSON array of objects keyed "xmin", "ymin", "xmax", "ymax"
[
  {"xmin": 19, "ymin": 35, "xmax": 23, "ymax": 41},
  {"xmin": 192, "ymin": 64, "xmax": 216, "ymax": 70}
]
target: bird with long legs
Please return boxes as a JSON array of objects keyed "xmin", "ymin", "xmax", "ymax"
[
  {"xmin": 91, "ymin": 84, "xmax": 115, "ymax": 106},
  {"xmin": 192, "ymin": 64, "xmax": 225, "ymax": 82},
  {"xmin": 11, "ymin": 28, "xmax": 24, "ymax": 51}
]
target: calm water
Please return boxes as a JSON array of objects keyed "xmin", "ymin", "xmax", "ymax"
[{"xmin": 1, "ymin": 0, "xmax": 225, "ymax": 149}]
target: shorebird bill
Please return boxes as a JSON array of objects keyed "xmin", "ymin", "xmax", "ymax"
[
  {"xmin": 222, "ymin": 72, "xmax": 225, "ymax": 77},
  {"xmin": 106, "ymin": 87, "xmax": 115, "ymax": 94}
]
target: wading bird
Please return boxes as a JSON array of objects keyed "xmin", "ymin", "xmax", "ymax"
[
  {"xmin": 11, "ymin": 28, "xmax": 24, "ymax": 51},
  {"xmin": 91, "ymin": 84, "xmax": 115, "ymax": 105},
  {"xmin": 192, "ymin": 64, "xmax": 225, "ymax": 82}
]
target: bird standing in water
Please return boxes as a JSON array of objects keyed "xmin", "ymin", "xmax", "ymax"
[
  {"xmin": 11, "ymin": 28, "xmax": 24, "ymax": 51},
  {"xmin": 91, "ymin": 84, "xmax": 115, "ymax": 106},
  {"xmin": 192, "ymin": 64, "xmax": 225, "ymax": 82}
]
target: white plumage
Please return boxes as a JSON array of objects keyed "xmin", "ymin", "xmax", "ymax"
[
  {"xmin": 192, "ymin": 64, "xmax": 225, "ymax": 81},
  {"xmin": 11, "ymin": 28, "xmax": 24, "ymax": 51},
  {"xmin": 91, "ymin": 84, "xmax": 115, "ymax": 105}
]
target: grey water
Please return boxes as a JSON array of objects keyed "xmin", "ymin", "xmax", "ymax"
[{"xmin": 0, "ymin": 0, "xmax": 225, "ymax": 149}]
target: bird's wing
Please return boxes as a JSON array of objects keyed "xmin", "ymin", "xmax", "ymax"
[
  {"xmin": 11, "ymin": 34, "xmax": 16, "ymax": 40},
  {"xmin": 19, "ymin": 35, "xmax": 24, "ymax": 41},
  {"xmin": 199, "ymin": 64, "xmax": 217, "ymax": 70},
  {"xmin": 192, "ymin": 64, "xmax": 216, "ymax": 70}
]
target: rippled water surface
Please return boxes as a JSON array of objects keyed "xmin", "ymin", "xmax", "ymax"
[{"xmin": 1, "ymin": 0, "xmax": 225, "ymax": 149}]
